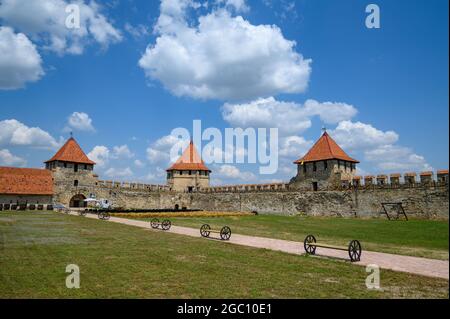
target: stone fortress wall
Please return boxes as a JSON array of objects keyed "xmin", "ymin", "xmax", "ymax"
[
  {"xmin": 3, "ymin": 137, "xmax": 447, "ymax": 219},
  {"xmin": 58, "ymin": 169, "xmax": 449, "ymax": 219}
]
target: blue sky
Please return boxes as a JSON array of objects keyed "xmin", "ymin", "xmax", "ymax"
[{"xmin": 0, "ymin": 0, "xmax": 448, "ymax": 185}]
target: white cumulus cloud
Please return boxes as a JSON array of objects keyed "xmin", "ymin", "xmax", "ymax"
[
  {"xmin": 87, "ymin": 145, "xmax": 109, "ymax": 167},
  {"xmin": 65, "ymin": 112, "xmax": 95, "ymax": 132},
  {"xmin": 330, "ymin": 121, "xmax": 431, "ymax": 173},
  {"xmin": 279, "ymin": 135, "xmax": 312, "ymax": 158},
  {"xmin": 330, "ymin": 121, "xmax": 399, "ymax": 150},
  {"xmin": 0, "ymin": 119, "xmax": 60, "ymax": 149},
  {"xmin": 146, "ymin": 134, "xmax": 189, "ymax": 164},
  {"xmin": 138, "ymin": 0, "xmax": 311, "ymax": 100},
  {"xmin": 216, "ymin": 0, "xmax": 249, "ymax": 12},
  {"xmin": 0, "ymin": 148, "xmax": 27, "ymax": 166},
  {"xmin": 0, "ymin": 0, "xmax": 122, "ymax": 55},
  {"xmin": 222, "ymin": 97, "xmax": 357, "ymax": 136},
  {"xmin": 0, "ymin": 26, "xmax": 44, "ymax": 90},
  {"xmin": 105, "ymin": 167, "xmax": 133, "ymax": 178},
  {"xmin": 112, "ymin": 144, "xmax": 134, "ymax": 159},
  {"xmin": 134, "ymin": 159, "xmax": 145, "ymax": 168},
  {"xmin": 216, "ymin": 164, "xmax": 256, "ymax": 181}
]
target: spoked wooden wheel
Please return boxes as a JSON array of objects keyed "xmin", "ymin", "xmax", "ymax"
[
  {"xmin": 304, "ymin": 235, "xmax": 317, "ymax": 255},
  {"xmin": 162, "ymin": 219, "xmax": 171, "ymax": 231},
  {"xmin": 348, "ymin": 240, "xmax": 362, "ymax": 262},
  {"xmin": 200, "ymin": 224, "xmax": 211, "ymax": 237},
  {"xmin": 79, "ymin": 210, "xmax": 87, "ymax": 217},
  {"xmin": 151, "ymin": 218, "xmax": 159, "ymax": 229},
  {"xmin": 103, "ymin": 212, "xmax": 110, "ymax": 220},
  {"xmin": 98, "ymin": 212, "xmax": 104, "ymax": 220},
  {"xmin": 220, "ymin": 226, "xmax": 231, "ymax": 240}
]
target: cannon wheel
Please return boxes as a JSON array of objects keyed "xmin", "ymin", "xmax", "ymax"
[
  {"xmin": 200, "ymin": 224, "xmax": 211, "ymax": 238},
  {"xmin": 103, "ymin": 212, "xmax": 110, "ymax": 220},
  {"xmin": 304, "ymin": 235, "xmax": 317, "ymax": 255},
  {"xmin": 98, "ymin": 212, "xmax": 104, "ymax": 220},
  {"xmin": 348, "ymin": 240, "xmax": 362, "ymax": 262},
  {"xmin": 150, "ymin": 218, "xmax": 159, "ymax": 229},
  {"xmin": 162, "ymin": 219, "xmax": 171, "ymax": 231},
  {"xmin": 79, "ymin": 210, "xmax": 87, "ymax": 217},
  {"xmin": 220, "ymin": 226, "xmax": 232, "ymax": 240}
]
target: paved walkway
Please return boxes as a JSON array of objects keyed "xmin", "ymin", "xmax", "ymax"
[{"xmin": 72, "ymin": 212, "xmax": 449, "ymax": 280}]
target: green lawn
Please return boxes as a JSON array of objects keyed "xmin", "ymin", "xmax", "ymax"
[
  {"xmin": 142, "ymin": 215, "xmax": 450, "ymax": 260},
  {"xmin": 0, "ymin": 211, "xmax": 448, "ymax": 298}
]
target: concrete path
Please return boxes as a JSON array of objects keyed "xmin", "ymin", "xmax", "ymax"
[{"xmin": 71, "ymin": 212, "xmax": 449, "ymax": 280}]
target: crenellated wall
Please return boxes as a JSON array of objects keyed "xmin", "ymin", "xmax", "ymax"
[{"xmin": 49, "ymin": 169, "xmax": 449, "ymax": 219}]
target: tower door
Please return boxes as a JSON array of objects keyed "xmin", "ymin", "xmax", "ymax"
[{"xmin": 312, "ymin": 182, "xmax": 318, "ymax": 191}]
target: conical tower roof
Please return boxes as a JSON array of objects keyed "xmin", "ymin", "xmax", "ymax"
[
  {"xmin": 167, "ymin": 141, "xmax": 210, "ymax": 171},
  {"xmin": 45, "ymin": 137, "xmax": 95, "ymax": 165},
  {"xmin": 294, "ymin": 132, "xmax": 359, "ymax": 164}
]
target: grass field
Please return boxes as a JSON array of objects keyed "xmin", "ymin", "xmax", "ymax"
[
  {"xmin": 140, "ymin": 215, "xmax": 450, "ymax": 260},
  {"xmin": 0, "ymin": 211, "xmax": 448, "ymax": 298}
]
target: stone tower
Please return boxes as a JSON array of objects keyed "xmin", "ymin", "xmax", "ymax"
[
  {"xmin": 45, "ymin": 137, "xmax": 98, "ymax": 207},
  {"xmin": 166, "ymin": 141, "xmax": 210, "ymax": 192},
  {"xmin": 290, "ymin": 131, "xmax": 359, "ymax": 191}
]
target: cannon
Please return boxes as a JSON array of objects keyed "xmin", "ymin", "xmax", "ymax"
[
  {"xmin": 78, "ymin": 209, "xmax": 87, "ymax": 217},
  {"xmin": 303, "ymin": 235, "xmax": 362, "ymax": 262},
  {"xmin": 200, "ymin": 224, "xmax": 231, "ymax": 240},
  {"xmin": 98, "ymin": 211, "xmax": 110, "ymax": 220},
  {"xmin": 150, "ymin": 218, "xmax": 171, "ymax": 231}
]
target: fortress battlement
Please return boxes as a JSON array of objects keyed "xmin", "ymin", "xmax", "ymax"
[
  {"xmin": 195, "ymin": 169, "xmax": 448, "ymax": 193},
  {"xmin": 96, "ymin": 180, "xmax": 170, "ymax": 192},
  {"xmin": 345, "ymin": 170, "xmax": 449, "ymax": 188}
]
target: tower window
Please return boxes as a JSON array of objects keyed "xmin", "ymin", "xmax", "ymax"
[
  {"xmin": 313, "ymin": 162, "xmax": 317, "ymax": 172},
  {"xmin": 74, "ymin": 164, "xmax": 78, "ymax": 172},
  {"xmin": 180, "ymin": 171, "xmax": 183, "ymax": 175},
  {"xmin": 337, "ymin": 160, "xmax": 340, "ymax": 169},
  {"xmin": 64, "ymin": 162, "xmax": 67, "ymax": 168},
  {"xmin": 74, "ymin": 180, "xmax": 79, "ymax": 187},
  {"xmin": 324, "ymin": 161, "xmax": 328, "ymax": 170},
  {"xmin": 303, "ymin": 164, "xmax": 306, "ymax": 173}
]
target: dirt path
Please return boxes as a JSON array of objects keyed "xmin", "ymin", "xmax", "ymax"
[{"xmin": 72, "ymin": 212, "xmax": 449, "ymax": 280}]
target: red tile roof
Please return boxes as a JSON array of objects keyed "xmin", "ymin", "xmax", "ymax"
[
  {"xmin": 437, "ymin": 170, "xmax": 449, "ymax": 174},
  {"xmin": 45, "ymin": 137, "xmax": 95, "ymax": 165},
  {"xmin": 0, "ymin": 167, "xmax": 53, "ymax": 195},
  {"xmin": 294, "ymin": 132, "xmax": 359, "ymax": 164},
  {"xmin": 167, "ymin": 141, "xmax": 210, "ymax": 171}
]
